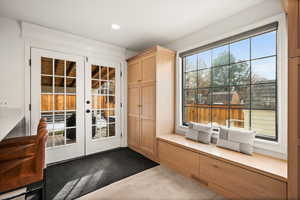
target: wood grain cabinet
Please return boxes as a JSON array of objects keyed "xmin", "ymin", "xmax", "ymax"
[
  {"xmin": 158, "ymin": 141, "xmax": 199, "ymax": 178},
  {"xmin": 286, "ymin": 0, "xmax": 300, "ymax": 199},
  {"xmin": 288, "ymin": 57, "xmax": 300, "ymax": 199},
  {"xmin": 288, "ymin": 0, "xmax": 300, "ymax": 57},
  {"xmin": 157, "ymin": 139, "xmax": 287, "ymax": 200},
  {"xmin": 127, "ymin": 46, "xmax": 176, "ymax": 160},
  {"xmin": 199, "ymin": 154, "xmax": 286, "ymax": 200}
]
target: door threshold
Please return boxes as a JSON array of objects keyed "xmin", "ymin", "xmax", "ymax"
[{"xmin": 46, "ymin": 147, "xmax": 124, "ymax": 167}]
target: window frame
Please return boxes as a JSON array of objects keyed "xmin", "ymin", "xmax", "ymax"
[
  {"xmin": 181, "ymin": 31, "xmax": 278, "ymax": 141},
  {"xmin": 175, "ymin": 14, "xmax": 287, "ymax": 158}
]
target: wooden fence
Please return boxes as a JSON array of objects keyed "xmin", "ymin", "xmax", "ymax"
[
  {"xmin": 184, "ymin": 104, "xmax": 245, "ymax": 128},
  {"xmin": 41, "ymin": 94, "xmax": 115, "ymax": 111}
]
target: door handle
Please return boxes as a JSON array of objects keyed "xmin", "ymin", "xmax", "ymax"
[{"xmin": 86, "ymin": 109, "xmax": 91, "ymax": 113}]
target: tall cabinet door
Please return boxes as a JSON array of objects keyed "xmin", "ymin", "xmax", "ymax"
[
  {"xmin": 128, "ymin": 61, "xmax": 141, "ymax": 85},
  {"xmin": 140, "ymin": 55, "xmax": 156, "ymax": 156},
  {"xmin": 289, "ymin": 0, "xmax": 300, "ymax": 57},
  {"xmin": 288, "ymin": 57, "xmax": 300, "ymax": 199},
  {"xmin": 128, "ymin": 85, "xmax": 141, "ymax": 148},
  {"xmin": 140, "ymin": 82, "xmax": 156, "ymax": 155},
  {"xmin": 140, "ymin": 55, "xmax": 156, "ymax": 155},
  {"xmin": 141, "ymin": 56, "xmax": 156, "ymax": 83}
]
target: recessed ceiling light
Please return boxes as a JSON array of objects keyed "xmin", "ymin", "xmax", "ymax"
[{"xmin": 111, "ymin": 24, "xmax": 120, "ymax": 30}]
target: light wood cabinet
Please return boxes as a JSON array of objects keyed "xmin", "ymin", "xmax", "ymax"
[
  {"xmin": 288, "ymin": 57, "xmax": 300, "ymax": 199},
  {"xmin": 287, "ymin": 1, "xmax": 300, "ymax": 199},
  {"xmin": 128, "ymin": 85, "xmax": 140, "ymax": 149},
  {"xmin": 199, "ymin": 154, "xmax": 286, "ymax": 200},
  {"xmin": 141, "ymin": 56, "xmax": 156, "ymax": 83},
  {"xmin": 288, "ymin": 0, "xmax": 300, "ymax": 58},
  {"xmin": 128, "ymin": 61, "xmax": 141, "ymax": 85},
  {"xmin": 157, "ymin": 138, "xmax": 287, "ymax": 200},
  {"xmin": 128, "ymin": 115, "xmax": 140, "ymax": 148},
  {"xmin": 158, "ymin": 140, "xmax": 199, "ymax": 178},
  {"xmin": 140, "ymin": 83, "xmax": 156, "ymax": 155},
  {"xmin": 127, "ymin": 46, "xmax": 175, "ymax": 160}
]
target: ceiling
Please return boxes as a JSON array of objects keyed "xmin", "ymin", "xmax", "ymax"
[{"xmin": 0, "ymin": 0, "xmax": 266, "ymax": 51}]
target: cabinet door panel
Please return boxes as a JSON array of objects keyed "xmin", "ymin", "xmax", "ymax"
[
  {"xmin": 141, "ymin": 56, "xmax": 156, "ymax": 83},
  {"xmin": 141, "ymin": 83, "xmax": 155, "ymax": 119},
  {"xmin": 128, "ymin": 86, "xmax": 140, "ymax": 149},
  {"xmin": 128, "ymin": 61, "xmax": 141, "ymax": 85},
  {"xmin": 288, "ymin": 0, "xmax": 300, "ymax": 57},
  {"xmin": 288, "ymin": 57, "xmax": 300, "ymax": 199},
  {"xmin": 158, "ymin": 141, "xmax": 199, "ymax": 178},
  {"xmin": 140, "ymin": 119, "xmax": 155, "ymax": 155},
  {"xmin": 199, "ymin": 154, "xmax": 286, "ymax": 200},
  {"xmin": 128, "ymin": 116, "xmax": 140, "ymax": 148},
  {"xmin": 128, "ymin": 86, "xmax": 140, "ymax": 116}
]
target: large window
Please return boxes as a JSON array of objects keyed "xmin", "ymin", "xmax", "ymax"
[{"xmin": 182, "ymin": 24, "xmax": 277, "ymax": 141}]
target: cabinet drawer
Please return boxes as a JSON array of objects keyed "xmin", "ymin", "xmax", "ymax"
[
  {"xmin": 199, "ymin": 154, "xmax": 286, "ymax": 200},
  {"xmin": 158, "ymin": 141, "xmax": 198, "ymax": 178}
]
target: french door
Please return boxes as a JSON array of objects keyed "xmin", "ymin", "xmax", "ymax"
[
  {"xmin": 31, "ymin": 48, "xmax": 121, "ymax": 164},
  {"xmin": 85, "ymin": 57, "xmax": 121, "ymax": 155}
]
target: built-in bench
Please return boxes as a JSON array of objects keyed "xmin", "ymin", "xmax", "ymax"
[{"xmin": 157, "ymin": 133, "xmax": 287, "ymax": 200}]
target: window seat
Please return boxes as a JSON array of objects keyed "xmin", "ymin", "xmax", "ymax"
[{"xmin": 157, "ymin": 133, "xmax": 287, "ymax": 182}]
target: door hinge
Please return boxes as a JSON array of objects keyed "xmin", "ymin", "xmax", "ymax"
[
  {"xmin": 29, "ymin": 104, "xmax": 31, "ymax": 111},
  {"xmin": 29, "ymin": 59, "xmax": 31, "ymax": 66},
  {"xmin": 121, "ymin": 132, "xmax": 123, "ymax": 137},
  {"xmin": 86, "ymin": 57, "xmax": 88, "ymax": 62},
  {"xmin": 120, "ymin": 71, "xmax": 122, "ymax": 77},
  {"xmin": 120, "ymin": 103, "xmax": 123, "ymax": 108}
]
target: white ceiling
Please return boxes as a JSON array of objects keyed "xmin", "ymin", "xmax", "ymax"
[{"xmin": 0, "ymin": 0, "xmax": 266, "ymax": 51}]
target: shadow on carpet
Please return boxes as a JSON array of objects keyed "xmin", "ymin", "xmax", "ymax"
[{"xmin": 45, "ymin": 148, "xmax": 158, "ymax": 200}]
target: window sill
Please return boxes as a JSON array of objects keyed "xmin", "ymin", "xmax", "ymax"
[{"xmin": 176, "ymin": 125, "xmax": 287, "ymax": 159}]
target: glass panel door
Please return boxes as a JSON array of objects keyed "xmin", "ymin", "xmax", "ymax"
[
  {"xmin": 40, "ymin": 58, "xmax": 77, "ymax": 147},
  {"xmin": 31, "ymin": 48, "xmax": 85, "ymax": 164},
  {"xmin": 85, "ymin": 58, "xmax": 121, "ymax": 155}
]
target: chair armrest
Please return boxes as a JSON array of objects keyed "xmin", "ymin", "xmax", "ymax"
[
  {"xmin": 0, "ymin": 143, "xmax": 35, "ymax": 162},
  {"xmin": 0, "ymin": 136, "xmax": 37, "ymax": 148}
]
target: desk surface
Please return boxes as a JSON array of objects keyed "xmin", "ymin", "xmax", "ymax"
[
  {"xmin": 157, "ymin": 134, "xmax": 287, "ymax": 182},
  {"xmin": 0, "ymin": 107, "xmax": 24, "ymax": 141}
]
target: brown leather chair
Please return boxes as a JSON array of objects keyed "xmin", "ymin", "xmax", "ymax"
[{"xmin": 0, "ymin": 118, "xmax": 48, "ymax": 193}]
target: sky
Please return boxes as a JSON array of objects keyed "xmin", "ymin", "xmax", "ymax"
[{"xmin": 184, "ymin": 30, "xmax": 277, "ymax": 81}]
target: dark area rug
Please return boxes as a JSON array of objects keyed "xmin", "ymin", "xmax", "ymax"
[{"xmin": 43, "ymin": 147, "xmax": 158, "ymax": 200}]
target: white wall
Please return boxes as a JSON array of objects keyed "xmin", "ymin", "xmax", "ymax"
[
  {"xmin": 165, "ymin": 0, "xmax": 283, "ymax": 51},
  {"xmin": 0, "ymin": 17, "xmax": 24, "ymax": 110},
  {"xmin": 125, "ymin": 49, "xmax": 138, "ymax": 59}
]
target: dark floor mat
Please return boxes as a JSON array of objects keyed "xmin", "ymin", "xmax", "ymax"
[{"xmin": 45, "ymin": 147, "xmax": 158, "ymax": 200}]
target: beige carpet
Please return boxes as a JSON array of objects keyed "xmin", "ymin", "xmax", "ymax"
[{"xmin": 79, "ymin": 165, "xmax": 226, "ymax": 200}]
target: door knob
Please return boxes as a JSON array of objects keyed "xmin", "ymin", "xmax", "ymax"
[
  {"xmin": 86, "ymin": 100, "xmax": 91, "ymax": 104},
  {"xmin": 86, "ymin": 109, "xmax": 91, "ymax": 113}
]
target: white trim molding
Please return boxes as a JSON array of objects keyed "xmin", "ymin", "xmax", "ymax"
[{"xmin": 175, "ymin": 14, "xmax": 288, "ymax": 159}]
